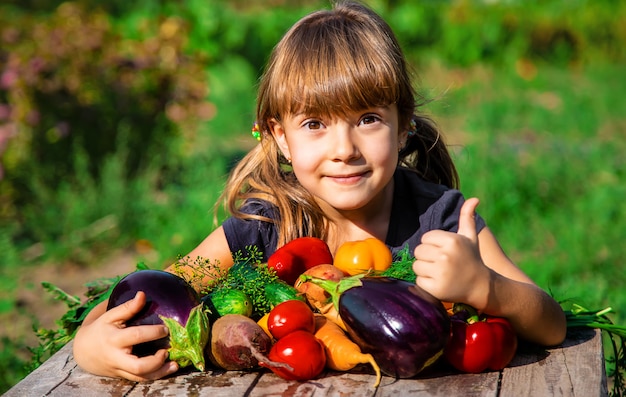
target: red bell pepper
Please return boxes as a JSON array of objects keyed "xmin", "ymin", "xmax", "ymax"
[
  {"xmin": 267, "ymin": 237, "xmax": 334, "ymax": 285},
  {"xmin": 444, "ymin": 303, "xmax": 518, "ymax": 373}
]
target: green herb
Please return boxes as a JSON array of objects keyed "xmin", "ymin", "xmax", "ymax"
[
  {"xmin": 563, "ymin": 303, "xmax": 625, "ymax": 397},
  {"xmin": 30, "ymin": 271, "xmax": 132, "ymax": 369},
  {"xmin": 382, "ymin": 244, "xmax": 416, "ymax": 282},
  {"xmin": 174, "ymin": 246, "xmax": 287, "ymax": 319}
]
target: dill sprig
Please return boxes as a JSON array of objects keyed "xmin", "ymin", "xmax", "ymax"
[
  {"xmin": 175, "ymin": 246, "xmax": 281, "ymax": 319},
  {"xmin": 382, "ymin": 244, "xmax": 416, "ymax": 282}
]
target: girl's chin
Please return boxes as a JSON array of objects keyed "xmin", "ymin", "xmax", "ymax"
[{"xmin": 315, "ymin": 195, "xmax": 370, "ymax": 212}]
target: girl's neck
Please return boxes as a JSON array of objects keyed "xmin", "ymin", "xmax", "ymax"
[{"xmin": 323, "ymin": 180, "xmax": 394, "ymax": 254}]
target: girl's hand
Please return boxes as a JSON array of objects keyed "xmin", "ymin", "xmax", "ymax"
[
  {"xmin": 73, "ymin": 291, "xmax": 179, "ymax": 381},
  {"xmin": 412, "ymin": 198, "xmax": 492, "ymax": 309}
]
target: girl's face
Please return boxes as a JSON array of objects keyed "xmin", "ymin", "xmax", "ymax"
[{"xmin": 271, "ymin": 105, "xmax": 405, "ymax": 214}]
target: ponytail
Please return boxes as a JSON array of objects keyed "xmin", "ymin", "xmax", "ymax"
[{"xmin": 399, "ymin": 115, "xmax": 459, "ymax": 189}]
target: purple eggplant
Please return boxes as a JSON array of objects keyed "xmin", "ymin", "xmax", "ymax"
[
  {"xmin": 107, "ymin": 269, "xmax": 209, "ymax": 371},
  {"xmin": 301, "ymin": 275, "xmax": 450, "ymax": 378}
]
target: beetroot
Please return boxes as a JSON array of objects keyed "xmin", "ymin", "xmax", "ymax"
[
  {"xmin": 207, "ymin": 314, "xmax": 273, "ymax": 370},
  {"xmin": 107, "ymin": 269, "xmax": 209, "ymax": 371}
]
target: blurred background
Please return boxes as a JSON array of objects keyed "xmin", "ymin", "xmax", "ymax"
[{"xmin": 1, "ymin": 0, "xmax": 624, "ymax": 392}]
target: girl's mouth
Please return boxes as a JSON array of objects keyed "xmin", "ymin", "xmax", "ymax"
[{"xmin": 327, "ymin": 171, "xmax": 369, "ymax": 184}]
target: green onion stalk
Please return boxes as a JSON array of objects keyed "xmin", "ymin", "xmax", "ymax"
[{"xmin": 564, "ymin": 303, "xmax": 625, "ymax": 397}]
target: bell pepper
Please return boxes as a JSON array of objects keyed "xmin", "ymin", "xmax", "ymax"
[
  {"xmin": 267, "ymin": 237, "xmax": 333, "ymax": 285},
  {"xmin": 333, "ymin": 238, "xmax": 392, "ymax": 276},
  {"xmin": 444, "ymin": 303, "xmax": 518, "ymax": 373}
]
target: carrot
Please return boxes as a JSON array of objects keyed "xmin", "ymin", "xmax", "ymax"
[
  {"xmin": 314, "ymin": 315, "xmax": 382, "ymax": 388},
  {"xmin": 318, "ymin": 301, "xmax": 348, "ymax": 331}
]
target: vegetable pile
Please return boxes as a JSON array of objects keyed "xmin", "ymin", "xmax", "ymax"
[{"xmin": 37, "ymin": 238, "xmax": 626, "ymax": 396}]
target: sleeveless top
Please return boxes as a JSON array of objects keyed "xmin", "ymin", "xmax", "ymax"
[{"xmin": 222, "ymin": 167, "xmax": 486, "ymax": 261}]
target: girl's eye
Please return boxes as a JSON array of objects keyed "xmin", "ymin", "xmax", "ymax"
[
  {"xmin": 360, "ymin": 115, "xmax": 380, "ymax": 125},
  {"xmin": 304, "ymin": 120, "xmax": 322, "ymax": 130}
]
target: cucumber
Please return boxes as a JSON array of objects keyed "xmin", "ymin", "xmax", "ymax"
[
  {"xmin": 202, "ymin": 289, "xmax": 253, "ymax": 319},
  {"xmin": 264, "ymin": 281, "xmax": 305, "ymax": 308}
]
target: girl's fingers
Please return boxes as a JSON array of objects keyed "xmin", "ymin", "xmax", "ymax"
[
  {"xmin": 418, "ymin": 230, "xmax": 447, "ymax": 247},
  {"xmin": 111, "ymin": 324, "xmax": 170, "ymax": 348},
  {"xmin": 113, "ymin": 350, "xmax": 178, "ymax": 381},
  {"xmin": 100, "ymin": 291, "xmax": 147, "ymax": 324},
  {"xmin": 412, "ymin": 257, "xmax": 435, "ymax": 278}
]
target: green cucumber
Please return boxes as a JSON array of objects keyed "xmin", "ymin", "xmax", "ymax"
[
  {"xmin": 264, "ymin": 281, "xmax": 305, "ymax": 308},
  {"xmin": 202, "ymin": 289, "xmax": 253, "ymax": 319}
]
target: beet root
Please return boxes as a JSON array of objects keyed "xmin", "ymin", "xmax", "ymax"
[{"xmin": 207, "ymin": 314, "xmax": 274, "ymax": 370}]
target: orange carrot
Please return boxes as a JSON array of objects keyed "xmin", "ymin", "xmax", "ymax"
[
  {"xmin": 314, "ymin": 315, "xmax": 382, "ymax": 387},
  {"xmin": 318, "ymin": 301, "xmax": 348, "ymax": 331}
]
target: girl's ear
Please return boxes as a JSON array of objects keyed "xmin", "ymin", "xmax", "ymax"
[
  {"xmin": 269, "ymin": 118, "xmax": 292, "ymax": 161},
  {"xmin": 398, "ymin": 128, "xmax": 409, "ymax": 150}
]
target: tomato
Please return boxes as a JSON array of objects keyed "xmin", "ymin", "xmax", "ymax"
[
  {"xmin": 333, "ymin": 238, "xmax": 392, "ymax": 276},
  {"xmin": 262, "ymin": 330, "xmax": 326, "ymax": 380},
  {"xmin": 267, "ymin": 299, "xmax": 315, "ymax": 340}
]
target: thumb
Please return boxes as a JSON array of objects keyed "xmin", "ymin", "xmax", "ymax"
[{"xmin": 457, "ymin": 197, "xmax": 480, "ymax": 243}]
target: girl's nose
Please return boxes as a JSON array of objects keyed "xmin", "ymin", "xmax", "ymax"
[{"xmin": 331, "ymin": 125, "xmax": 360, "ymax": 162}]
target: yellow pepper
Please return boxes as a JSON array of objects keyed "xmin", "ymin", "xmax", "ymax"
[
  {"xmin": 333, "ymin": 238, "xmax": 392, "ymax": 276},
  {"xmin": 257, "ymin": 312, "xmax": 273, "ymax": 339}
]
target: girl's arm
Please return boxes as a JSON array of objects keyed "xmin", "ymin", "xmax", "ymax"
[
  {"xmin": 165, "ymin": 226, "xmax": 235, "ymax": 290},
  {"xmin": 73, "ymin": 226, "xmax": 234, "ymax": 381},
  {"xmin": 413, "ymin": 198, "xmax": 567, "ymax": 346}
]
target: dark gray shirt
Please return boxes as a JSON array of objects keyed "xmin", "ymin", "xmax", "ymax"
[{"xmin": 222, "ymin": 167, "xmax": 486, "ymax": 261}]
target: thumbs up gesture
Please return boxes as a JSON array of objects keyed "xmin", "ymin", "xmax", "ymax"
[{"xmin": 413, "ymin": 198, "xmax": 490, "ymax": 307}]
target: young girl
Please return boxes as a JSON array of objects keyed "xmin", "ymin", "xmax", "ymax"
[{"xmin": 73, "ymin": 0, "xmax": 567, "ymax": 381}]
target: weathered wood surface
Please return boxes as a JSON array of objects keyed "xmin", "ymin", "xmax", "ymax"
[{"xmin": 5, "ymin": 328, "xmax": 607, "ymax": 397}]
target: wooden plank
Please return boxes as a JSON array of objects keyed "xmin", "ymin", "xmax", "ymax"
[
  {"xmin": 250, "ymin": 370, "xmax": 378, "ymax": 396},
  {"xmin": 126, "ymin": 369, "xmax": 261, "ymax": 397},
  {"xmin": 375, "ymin": 371, "xmax": 499, "ymax": 397},
  {"xmin": 47, "ymin": 367, "xmax": 137, "ymax": 397},
  {"xmin": 5, "ymin": 328, "xmax": 607, "ymax": 396},
  {"xmin": 3, "ymin": 342, "xmax": 135, "ymax": 397},
  {"xmin": 248, "ymin": 359, "xmax": 499, "ymax": 397},
  {"xmin": 500, "ymin": 328, "xmax": 607, "ymax": 397}
]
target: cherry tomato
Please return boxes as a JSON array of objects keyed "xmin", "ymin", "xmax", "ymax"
[
  {"xmin": 267, "ymin": 299, "xmax": 315, "ymax": 340},
  {"xmin": 263, "ymin": 330, "xmax": 326, "ymax": 380}
]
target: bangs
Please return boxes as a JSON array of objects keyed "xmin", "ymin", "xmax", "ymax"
[{"xmin": 264, "ymin": 10, "xmax": 405, "ymax": 120}]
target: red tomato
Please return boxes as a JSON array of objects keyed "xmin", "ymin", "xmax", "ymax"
[
  {"xmin": 267, "ymin": 300, "xmax": 315, "ymax": 340},
  {"xmin": 263, "ymin": 330, "xmax": 326, "ymax": 380}
]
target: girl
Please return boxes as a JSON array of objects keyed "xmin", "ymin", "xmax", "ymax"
[{"xmin": 73, "ymin": 1, "xmax": 567, "ymax": 381}]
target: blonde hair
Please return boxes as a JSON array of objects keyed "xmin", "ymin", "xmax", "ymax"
[{"xmin": 220, "ymin": 1, "xmax": 458, "ymax": 247}]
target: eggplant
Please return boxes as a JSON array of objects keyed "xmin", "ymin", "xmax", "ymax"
[
  {"xmin": 301, "ymin": 275, "xmax": 450, "ymax": 378},
  {"xmin": 107, "ymin": 269, "xmax": 209, "ymax": 371}
]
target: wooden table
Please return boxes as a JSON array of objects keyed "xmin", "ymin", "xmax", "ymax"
[{"xmin": 5, "ymin": 328, "xmax": 607, "ymax": 397}]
